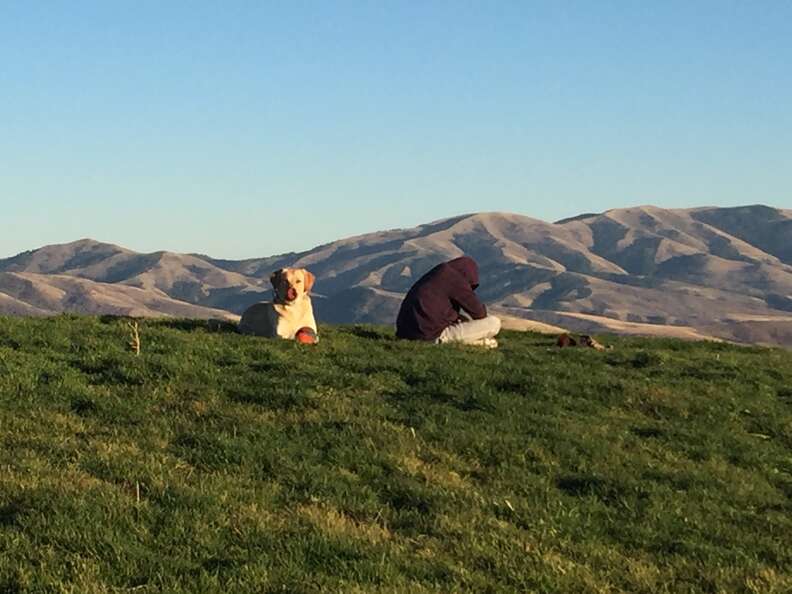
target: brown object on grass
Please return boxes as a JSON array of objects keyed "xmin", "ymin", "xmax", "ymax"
[
  {"xmin": 580, "ymin": 335, "xmax": 607, "ymax": 351},
  {"xmin": 557, "ymin": 333, "xmax": 609, "ymax": 351},
  {"xmin": 295, "ymin": 326, "xmax": 319, "ymax": 345},
  {"xmin": 556, "ymin": 333, "xmax": 577, "ymax": 347}
]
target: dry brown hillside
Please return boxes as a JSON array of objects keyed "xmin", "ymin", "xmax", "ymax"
[
  {"xmin": 0, "ymin": 272, "xmax": 239, "ymax": 320},
  {"xmin": 2, "ymin": 205, "xmax": 791, "ymax": 345}
]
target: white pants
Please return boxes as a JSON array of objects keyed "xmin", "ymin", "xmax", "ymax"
[{"xmin": 436, "ymin": 316, "xmax": 501, "ymax": 344}]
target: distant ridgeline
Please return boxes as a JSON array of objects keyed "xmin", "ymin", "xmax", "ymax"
[{"xmin": 2, "ymin": 205, "xmax": 791, "ymax": 346}]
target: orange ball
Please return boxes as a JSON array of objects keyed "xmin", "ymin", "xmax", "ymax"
[{"xmin": 295, "ymin": 327, "xmax": 318, "ymax": 344}]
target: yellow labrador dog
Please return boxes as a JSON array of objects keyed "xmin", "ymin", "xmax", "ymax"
[{"xmin": 238, "ymin": 268, "xmax": 318, "ymax": 339}]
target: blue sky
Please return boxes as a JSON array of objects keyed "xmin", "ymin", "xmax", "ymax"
[{"xmin": 2, "ymin": 1, "xmax": 790, "ymax": 258}]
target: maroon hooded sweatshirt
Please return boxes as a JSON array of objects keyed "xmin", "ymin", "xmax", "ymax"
[{"xmin": 396, "ymin": 256, "xmax": 487, "ymax": 341}]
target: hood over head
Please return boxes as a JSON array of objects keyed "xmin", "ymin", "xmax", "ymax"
[{"xmin": 446, "ymin": 256, "xmax": 479, "ymax": 289}]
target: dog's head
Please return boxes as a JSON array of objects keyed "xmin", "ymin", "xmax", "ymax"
[{"xmin": 270, "ymin": 268, "xmax": 315, "ymax": 304}]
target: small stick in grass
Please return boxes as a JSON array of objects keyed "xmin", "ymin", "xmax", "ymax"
[{"xmin": 127, "ymin": 321, "xmax": 141, "ymax": 356}]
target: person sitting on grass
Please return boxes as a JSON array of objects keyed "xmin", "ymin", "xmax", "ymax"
[{"xmin": 396, "ymin": 256, "xmax": 501, "ymax": 348}]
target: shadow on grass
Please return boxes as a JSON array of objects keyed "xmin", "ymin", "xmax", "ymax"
[
  {"xmin": 0, "ymin": 501, "xmax": 24, "ymax": 528},
  {"xmin": 70, "ymin": 397, "xmax": 99, "ymax": 416},
  {"xmin": 229, "ymin": 385, "xmax": 312, "ymax": 411},
  {"xmin": 630, "ymin": 426, "xmax": 665, "ymax": 439},
  {"xmin": 98, "ymin": 314, "xmax": 124, "ymax": 325},
  {"xmin": 153, "ymin": 318, "xmax": 239, "ymax": 333},
  {"xmin": 97, "ymin": 315, "xmax": 239, "ymax": 334},
  {"xmin": 557, "ymin": 474, "xmax": 649, "ymax": 511},
  {"xmin": 344, "ymin": 325, "xmax": 398, "ymax": 341}
]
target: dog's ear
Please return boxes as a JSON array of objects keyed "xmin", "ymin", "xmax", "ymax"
[
  {"xmin": 304, "ymin": 270, "xmax": 315, "ymax": 293},
  {"xmin": 270, "ymin": 269, "xmax": 284, "ymax": 287}
]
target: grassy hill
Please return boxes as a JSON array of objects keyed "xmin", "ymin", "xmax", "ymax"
[{"xmin": 0, "ymin": 317, "xmax": 790, "ymax": 593}]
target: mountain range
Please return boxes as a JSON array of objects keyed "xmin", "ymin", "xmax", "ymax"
[{"xmin": 2, "ymin": 204, "xmax": 791, "ymax": 346}]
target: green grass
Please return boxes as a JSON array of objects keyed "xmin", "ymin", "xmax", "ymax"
[{"xmin": 0, "ymin": 315, "xmax": 791, "ymax": 593}]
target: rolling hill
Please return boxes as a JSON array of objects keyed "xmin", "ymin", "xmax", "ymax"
[
  {"xmin": 2, "ymin": 205, "xmax": 791, "ymax": 345},
  {"xmin": 1, "ymin": 316, "xmax": 790, "ymax": 591}
]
